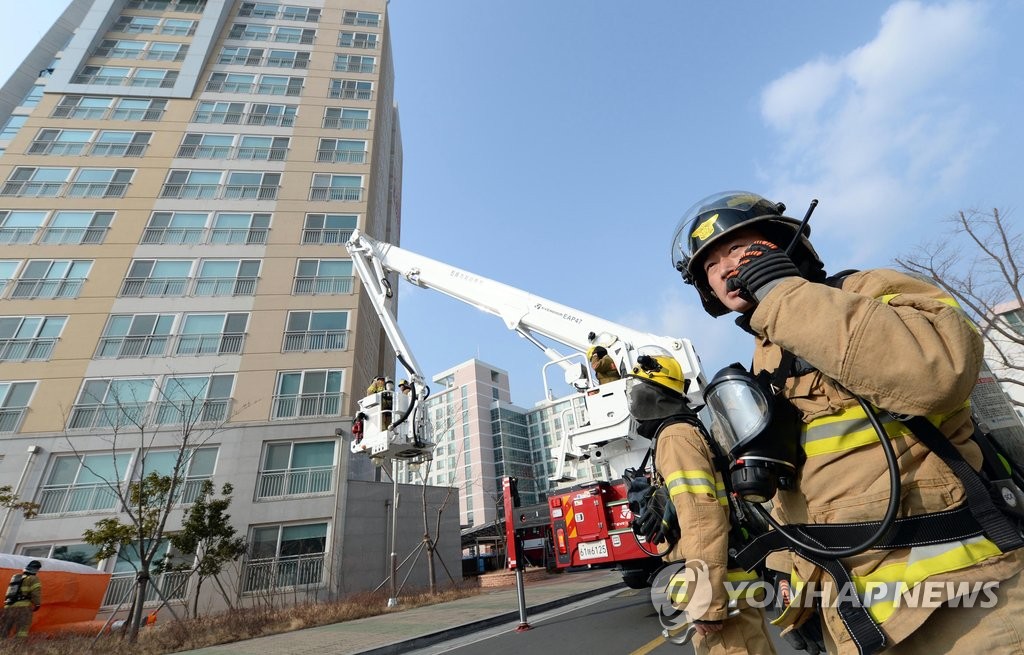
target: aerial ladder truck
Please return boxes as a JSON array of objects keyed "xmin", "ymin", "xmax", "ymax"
[{"xmin": 345, "ymin": 231, "xmax": 706, "ymax": 587}]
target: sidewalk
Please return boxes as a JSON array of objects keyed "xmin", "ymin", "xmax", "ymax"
[{"xmin": 180, "ymin": 569, "xmax": 624, "ymax": 655}]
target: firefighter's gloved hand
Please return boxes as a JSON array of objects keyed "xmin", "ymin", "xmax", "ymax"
[
  {"xmin": 633, "ymin": 486, "xmax": 680, "ymax": 547},
  {"xmin": 783, "ymin": 615, "xmax": 826, "ymax": 655},
  {"xmin": 725, "ymin": 240, "xmax": 801, "ymax": 303}
]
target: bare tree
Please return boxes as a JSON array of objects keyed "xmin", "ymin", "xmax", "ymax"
[
  {"xmin": 895, "ymin": 207, "xmax": 1024, "ymax": 407},
  {"xmin": 67, "ymin": 375, "xmax": 246, "ymax": 641}
]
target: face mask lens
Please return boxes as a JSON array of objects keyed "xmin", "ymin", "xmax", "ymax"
[{"xmin": 704, "ymin": 376, "xmax": 770, "ymax": 450}]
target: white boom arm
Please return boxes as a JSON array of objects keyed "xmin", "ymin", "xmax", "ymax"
[{"xmin": 346, "ymin": 231, "xmax": 706, "ymax": 480}]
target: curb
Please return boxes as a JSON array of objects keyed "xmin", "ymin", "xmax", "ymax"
[{"xmin": 353, "ymin": 581, "xmax": 625, "ymax": 655}]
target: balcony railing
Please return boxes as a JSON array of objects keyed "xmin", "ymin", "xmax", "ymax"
[
  {"xmin": 242, "ymin": 553, "xmax": 325, "ymax": 593},
  {"xmin": 271, "ymin": 392, "xmax": 343, "ymax": 419},
  {"xmin": 175, "ymin": 144, "xmax": 287, "ymax": 160},
  {"xmin": 0, "ymin": 181, "xmax": 65, "ymax": 197},
  {"xmin": 8, "ymin": 278, "xmax": 84, "ymax": 299},
  {"xmin": 90, "ymin": 143, "xmax": 148, "ymax": 157},
  {"xmin": 190, "ymin": 110, "xmax": 295, "ymax": 127},
  {"xmin": 139, "ymin": 226, "xmax": 267, "ymax": 245},
  {"xmin": 127, "ymin": 0, "xmax": 206, "ymax": 11},
  {"xmin": 159, "ymin": 184, "xmax": 278, "ymax": 200},
  {"xmin": 153, "ymin": 399, "xmax": 230, "ymax": 425},
  {"xmin": 308, "ymin": 186, "xmax": 363, "ymax": 202},
  {"xmin": 301, "ymin": 228, "xmax": 354, "ymax": 245},
  {"xmin": 292, "ymin": 276, "xmax": 353, "ymax": 295},
  {"xmin": 321, "ymin": 116, "xmax": 370, "ymax": 130},
  {"xmin": 109, "ymin": 107, "xmax": 165, "ymax": 121},
  {"xmin": 0, "ymin": 338, "xmax": 57, "ymax": 361},
  {"xmin": 96, "ymin": 334, "xmax": 171, "ymax": 359},
  {"xmin": 102, "ymin": 570, "xmax": 190, "ymax": 608},
  {"xmin": 174, "ymin": 333, "xmax": 244, "ymax": 356},
  {"xmin": 0, "ymin": 408, "xmax": 28, "ymax": 434},
  {"xmin": 140, "ymin": 227, "xmax": 203, "ymax": 244},
  {"xmin": 209, "ymin": 227, "xmax": 268, "ymax": 244},
  {"xmin": 65, "ymin": 182, "xmax": 130, "ymax": 198},
  {"xmin": 39, "ymin": 226, "xmax": 109, "ymax": 244},
  {"xmin": 255, "ymin": 466, "xmax": 335, "ymax": 499},
  {"xmin": 192, "ymin": 276, "xmax": 258, "ymax": 296},
  {"xmin": 282, "ymin": 330, "xmax": 349, "ymax": 352},
  {"xmin": 119, "ymin": 277, "xmax": 189, "ymax": 297},
  {"xmin": 315, "ymin": 150, "xmax": 366, "ymax": 164},
  {"xmin": 327, "ymin": 88, "xmax": 372, "ymax": 101},
  {"xmin": 334, "ymin": 63, "xmax": 376, "ymax": 74},
  {"xmin": 68, "ymin": 402, "xmax": 147, "ymax": 430},
  {"xmin": 0, "ymin": 227, "xmax": 38, "ymax": 244},
  {"xmin": 27, "ymin": 141, "xmax": 88, "ymax": 156},
  {"xmin": 36, "ymin": 482, "xmax": 120, "ymax": 515}
]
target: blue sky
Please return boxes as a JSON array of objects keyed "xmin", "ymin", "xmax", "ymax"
[{"xmin": 5, "ymin": 1, "xmax": 1023, "ymax": 406}]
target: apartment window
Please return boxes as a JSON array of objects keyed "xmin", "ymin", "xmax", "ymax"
[
  {"xmin": 110, "ymin": 98, "xmax": 167, "ymax": 121},
  {"xmin": 112, "ymin": 16, "xmax": 160, "ymax": 34},
  {"xmin": 301, "ymin": 213, "xmax": 357, "ymax": 244},
  {"xmin": 272, "ymin": 369, "xmax": 342, "ymax": 419},
  {"xmin": 120, "ymin": 259, "xmax": 192, "ymax": 297},
  {"xmin": 27, "ymin": 129, "xmax": 92, "ymax": 155},
  {"xmin": 273, "ymin": 27, "xmax": 315, "ymax": 44},
  {"xmin": 243, "ymin": 522, "xmax": 327, "ymax": 592},
  {"xmin": 0, "ymin": 167, "xmax": 70, "ymax": 198},
  {"xmin": 316, "ymin": 138, "xmax": 367, "ymax": 164},
  {"xmin": 146, "ymin": 42, "xmax": 187, "ymax": 61},
  {"xmin": 328, "ymin": 79, "xmax": 372, "ymax": 100},
  {"xmin": 257, "ymin": 75, "xmax": 303, "ymax": 96},
  {"xmin": 107, "ymin": 539, "xmax": 189, "ymax": 606},
  {"xmin": 218, "ymin": 46, "xmax": 263, "ymax": 65},
  {"xmin": 239, "ymin": 2, "xmax": 279, "ymax": 18},
  {"xmin": 1003, "ymin": 309, "xmax": 1024, "ymax": 336},
  {"xmin": 0, "ymin": 261, "xmax": 19, "ymax": 295},
  {"xmin": 178, "ymin": 133, "xmax": 233, "ymax": 159},
  {"xmin": 283, "ymin": 311, "xmax": 348, "ymax": 351},
  {"xmin": 91, "ymin": 131, "xmax": 151, "ymax": 157},
  {"xmin": 70, "ymin": 377, "xmax": 155, "ymax": 430},
  {"xmin": 238, "ymin": 136, "xmax": 288, "ymax": 161},
  {"xmin": 206, "ymin": 73, "xmax": 256, "ymax": 93},
  {"xmin": 19, "ymin": 543, "xmax": 101, "ymax": 568},
  {"xmin": 177, "ymin": 313, "xmax": 247, "ymax": 356},
  {"xmin": 338, "ymin": 31, "xmax": 377, "ymax": 49},
  {"xmin": 0, "ymin": 381, "xmax": 34, "ymax": 433},
  {"xmin": 97, "ymin": 314, "xmax": 174, "ymax": 359},
  {"xmin": 281, "ymin": 5, "xmax": 320, "ymax": 22},
  {"xmin": 128, "ymin": 68, "xmax": 178, "ymax": 88},
  {"xmin": 248, "ymin": 103, "xmax": 297, "ymax": 126},
  {"xmin": 140, "ymin": 446, "xmax": 218, "ymax": 504},
  {"xmin": 266, "ymin": 49, "xmax": 309, "ymax": 69},
  {"xmin": 224, "ymin": 171, "xmax": 279, "ymax": 200},
  {"xmin": 193, "ymin": 101, "xmax": 243, "ymax": 124},
  {"xmin": 10, "ymin": 259, "xmax": 91, "ymax": 299},
  {"xmin": 293, "ymin": 259, "xmax": 353, "ymax": 295},
  {"xmin": 256, "ymin": 441, "xmax": 335, "ymax": 500},
  {"xmin": 20, "ymin": 85, "xmax": 45, "ymax": 108},
  {"xmin": 95, "ymin": 39, "xmax": 145, "ymax": 59},
  {"xmin": 332, "ymin": 55, "xmax": 375, "ymax": 74},
  {"xmin": 323, "ymin": 107, "xmax": 369, "ymax": 130},
  {"xmin": 66, "ymin": 168, "xmax": 133, "ymax": 198},
  {"xmin": 160, "ymin": 19, "xmax": 196, "ymax": 36},
  {"xmin": 52, "ymin": 96, "xmax": 112, "ymax": 119},
  {"xmin": 342, "ymin": 11, "xmax": 380, "ymax": 27},
  {"xmin": 36, "ymin": 452, "xmax": 129, "ymax": 514},
  {"xmin": 1, "ymin": 116, "xmax": 28, "ymax": 141},
  {"xmin": 194, "ymin": 259, "xmax": 260, "ymax": 296},
  {"xmin": 228, "ymin": 23, "xmax": 271, "ymax": 41},
  {"xmin": 73, "ymin": 66, "xmax": 131, "ymax": 86},
  {"xmin": 210, "ymin": 212, "xmax": 270, "ymax": 244},
  {"xmin": 0, "ymin": 316, "xmax": 66, "ymax": 361},
  {"xmin": 142, "ymin": 211, "xmax": 207, "ymax": 244},
  {"xmin": 0, "ymin": 211, "xmax": 46, "ymax": 244},
  {"xmin": 160, "ymin": 170, "xmax": 221, "ymax": 199},
  {"xmin": 154, "ymin": 374, "xmax": 233, "ymax": 424},
  {"xmin": 309, "ymin": 173, "xmax": 362, "ymax": 201}
]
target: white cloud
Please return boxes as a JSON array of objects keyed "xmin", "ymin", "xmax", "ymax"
[{"xmin": 758, "ymin": 0, "xmax": 992, "ymax": 259}]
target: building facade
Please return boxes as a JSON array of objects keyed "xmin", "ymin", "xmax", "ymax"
[{"xmin": 0, "ymin": 0, "xmax": 458, "ymax": 615}]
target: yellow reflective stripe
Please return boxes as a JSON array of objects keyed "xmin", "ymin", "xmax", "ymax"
[
  {"xmin": 851, "ymin": 536, "xmax": 1001, "ymax": 624},
  {"xmin": 665, "ymin": 469, "xmax": 727, "ymax": 503},
  {"xmin": 668, "ymin": 569, "xmax": 765, "ymax": 602},
  {"xmin": 878, "ymin": 294, "xmax": 958, "ymax": 308},
  {"xmin": 802, "ymin": 401, "xmax": 968, "ymax": 458}
]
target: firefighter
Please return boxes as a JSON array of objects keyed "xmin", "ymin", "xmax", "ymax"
[
  {"xmin": 626, "ymin": 348, "xmax": 779, "ymax": 655},
  {"xmin": 671, "ymin": 191, "xmax": 1024, "ymax": 654},
  {"xmin": 1, "ymin": 560, "xmax": 42, "ymax": 639},
  {"xmin": 588, "ymin": 346, "xmax": 622, "ymax": 384}
]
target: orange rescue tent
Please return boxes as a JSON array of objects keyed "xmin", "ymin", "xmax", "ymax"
[{"xmin": 1, "ymin": 553, "xmax": 111, "ymax": 634}]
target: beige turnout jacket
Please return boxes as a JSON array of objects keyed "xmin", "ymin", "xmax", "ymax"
[{"xmin": 748, "ymin": 269, "xmax": 1024, "ymax": 651}]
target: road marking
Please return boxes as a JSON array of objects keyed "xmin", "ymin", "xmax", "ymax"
[{"xmin": 629, "ymin": 633, "xmax": 666, "ymax": 655}]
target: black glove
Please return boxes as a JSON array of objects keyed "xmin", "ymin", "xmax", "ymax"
[
  {"xmin": 725, "ymin": 240, "xmax": 801, "ymax": 303},
  {"xmin": 783, "ymin": 614, "xmax": 826, "ymax": 655},
  {"xmin": 632, "ymin": 486, "xmax": 680, "ymax": 547}
]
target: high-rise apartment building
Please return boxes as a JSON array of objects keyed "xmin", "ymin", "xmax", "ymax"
[{"xmin": 0, "ymin": 0, "xmax": 457, "ymax": 614}]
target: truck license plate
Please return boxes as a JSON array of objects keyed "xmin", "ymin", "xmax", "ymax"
[{"xmin": 577, "ymin": 540, "xmax": 609, "ymax": 561}]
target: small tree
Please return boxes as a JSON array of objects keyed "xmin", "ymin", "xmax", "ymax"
[
  {"xmin": 895, "ymin": 207, "xmax": 1024, "ymax": 407},
  {"xmin": 0, "ymin": 484, "xmax": 39, "ymax": 518},
  {"xmin": 169, "ymin": 481, "xmax": 247, "ymax": 617}
]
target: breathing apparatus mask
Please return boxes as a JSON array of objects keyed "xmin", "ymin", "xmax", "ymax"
[{"xmin": 703, "ymin": 363, "xmax": 802, "ymax": 503}]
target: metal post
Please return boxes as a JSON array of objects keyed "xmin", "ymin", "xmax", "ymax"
[
  {"xmin": 387, "ymin": 457, "xmax": 399, "ymax": 607},
  {"xmin": 514, "ymin": 534, "xmax": 531, "ymax": 632}
]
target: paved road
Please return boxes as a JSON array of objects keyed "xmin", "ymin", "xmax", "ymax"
[{"xmin": 405, "ymin": 587, "xmax": 802, "ymax": 655}]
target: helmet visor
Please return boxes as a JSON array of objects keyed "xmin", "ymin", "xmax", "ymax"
[
  {"xmin": 703, "ymin": 376, "xmax": 770, "ymax": 453},
  {"xmin": 627, "ymin": 377, "xmax": 688, "ymax": 421}
]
